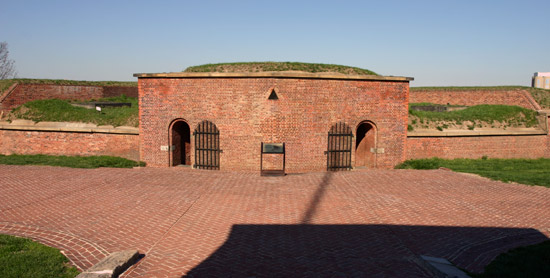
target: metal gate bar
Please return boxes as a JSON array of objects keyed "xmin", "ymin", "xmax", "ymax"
[
  {"xmin": 193, "ymin": 121, "xmax": 221, "ymax": 170},
  {"xmin": 326, "ymin": 122, "xmax": 353, "ymax": 171}
]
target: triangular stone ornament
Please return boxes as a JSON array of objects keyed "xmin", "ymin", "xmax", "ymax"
[{"xmin": 268, "ymin": 89, "xmax": 279, "ymax": 100}]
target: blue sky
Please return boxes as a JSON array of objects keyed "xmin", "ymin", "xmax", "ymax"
[{"xmin": 1, "ymin": 0, "xmax": 548, "ymax": 86}]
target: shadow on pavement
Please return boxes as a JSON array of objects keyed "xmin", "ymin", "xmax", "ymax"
[{"xmin": 183, "ymin": 224, "xmax": 548, "ymax": 277}]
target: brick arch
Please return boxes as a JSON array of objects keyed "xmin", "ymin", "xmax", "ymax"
[
  {"xmin": 169, "ymin": 119, "xmax": 191, "ymax": 167},
  {"xmin": 355, "ymin": 121, "xmax": 377, "ymax": 168}
]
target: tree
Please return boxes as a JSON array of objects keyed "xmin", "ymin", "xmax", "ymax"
[{"xmin": 0, "ymin": 41, "xmax": 16, "ymax": 79}]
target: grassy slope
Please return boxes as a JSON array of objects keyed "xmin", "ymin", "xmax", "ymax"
[
  {"xmin": 184, "ymin": 62, "xmax": 378, "ymax": 75},
  {"xmin": 396, "ymin": 158, "xmax": 550, "ymax": 187},
  {"xmin": 410, "ymin": 86, "xmax": 550, "ymax": 109},
  {"xmin": 0, "ymin": 78, "xmax": 137, "ymax": 96},
  {"xmin": 0, "ymin": 234, "xmax": 79, "ymax": 278},
  {"xmin": 409, "ymin": 104, "xmax": 539, "ymax": 128},
  {"xmin": 0, "ymin": 154, "xmax": 144, "ymax": 168},
  {"xmin": 9, "ymin": 95, "xmax": 138, "ymax": 127},
  {"xmin": 410, "ymin": 86, "xmax": 529, "ymax": 91}
]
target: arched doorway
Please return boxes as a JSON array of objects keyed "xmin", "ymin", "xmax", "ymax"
[
  {"xmin": 171, "ymin": 120, "xmax": 191, "ymax": 166},
  {"xmin": 355, "ymin": 121, "xmax": 376, "ymax": 168}
]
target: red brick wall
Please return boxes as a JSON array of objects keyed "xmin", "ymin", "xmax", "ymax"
[
  {"xmin": 406, "ymin": 135, "xmax": 550, "ymax": 160},
  {"xmin": 139, "ymin": 78, "xmax": 410, "ymax": 172},
  {"xmin": 0, "ymin": 130, "xmax": 139, "ymax": 160},
  {"xmin": 409, "ymin": 89, "xmax": 541, "ymax": 110},
  {"xmin": 0, "ymin": 84, "xmax": 138, "ymax": 113}
]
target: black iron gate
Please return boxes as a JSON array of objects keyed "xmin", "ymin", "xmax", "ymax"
[
  {"xmin": 326, "ymin": 122, "xmax": 353, "ymax": 171},
  {"xmin": 193, "ymin": 121, "xmax": 221, "ymax": 170}
]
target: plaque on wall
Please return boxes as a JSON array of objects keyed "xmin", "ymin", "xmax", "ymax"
[
  {"xmin": 260, "ymin": 142, "xmax": 286, "ymax": 176},
  {"xmin": 262, "ymin": 143, "xmax": 284, "ymax": 154}
]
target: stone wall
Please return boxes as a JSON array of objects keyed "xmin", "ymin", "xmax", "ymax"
[
  {"xmin": 0, "ymin": 83, "xmax": 138, "ymax": 113},
  {"xmin": 0, "ymin": 121, "xmax": 139, "ymax": 160},
  {"xmin": 406, "ymin": 134, "xmax": 550, "ymax": 160},
  {"xmin": 138, "ymin": 73, "xmax": 411, "ymax": 172},
  {"xmin": 409, "ymin": 89, "xmax": 541, "ymax": 110}
]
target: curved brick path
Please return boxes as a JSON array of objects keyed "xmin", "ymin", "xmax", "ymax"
[{"xmin": 1, "ymin": 165, "xmax": 549, "ymax": 277}]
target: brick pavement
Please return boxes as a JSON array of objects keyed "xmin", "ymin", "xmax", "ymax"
[{"xmin": 0, "ymin": 165, "xmax": 549, "ymax": 277}]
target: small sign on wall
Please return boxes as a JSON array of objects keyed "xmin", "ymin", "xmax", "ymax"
[
  {"xmin": 160, "ymin": 145, "xmax": 176, "ymax": 151},
  {"xmin": 371, "ymin": 148, "xmax": 385, "ymax": 154}
]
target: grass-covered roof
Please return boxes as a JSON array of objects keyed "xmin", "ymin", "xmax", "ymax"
[{"xmin": 184, "ymin": 62, "xmax": 378, "ymax": 76}]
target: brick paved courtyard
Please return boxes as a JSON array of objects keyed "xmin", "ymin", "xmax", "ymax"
[{"xmin": 1, "ymin": 165, "xmax": 549, "ymax": 277}]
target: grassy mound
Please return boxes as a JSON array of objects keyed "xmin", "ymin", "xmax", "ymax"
[
  {"xmin": 0, "ymin": 78, "xmax": 137, "ymax": 96},
  {"xmin": 184, "ymin": 62, "xmax": 378, "ymax": 75},
  {"xmin": 0, "ymin": 154, "xmax": 145, "ymax": 168},
  {"xmin": 409, "ymin": 104, "xmax": 539, "ymax": 131},
  {"xmin": 8, "ymin": 95, "xmax": 138, "ymax": 127},
  {"xmin": 396, "ymin": 158, "xmax": 550, "ymax": 187},
  {"xmin": 0, "ymin": 234, "xmax": 79, "ymax": 278}
]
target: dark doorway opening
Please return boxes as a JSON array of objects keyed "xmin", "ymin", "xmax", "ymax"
[
  {"xmin": 355, "ymin": 122, "xmax": 376, "ymax": 168},
  {"xmin": 171, "ymin": 121, "xmax": 191, "ymax": 166}
]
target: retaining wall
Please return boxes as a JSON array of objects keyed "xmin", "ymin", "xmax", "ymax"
[
  {"xmin": 406, "ymin": 132, "xmax": 550, "ymax": 160},
  {"xmin": 409, "ymin": 89, "xmax": 541, "ymax": 110},
  {"xmin": 0, "ymin": 83, "xmax": 138, "ymax": 114},
  {"xmin": 0, "ymin": 121, "xmax": 139, "ymax": 161}
]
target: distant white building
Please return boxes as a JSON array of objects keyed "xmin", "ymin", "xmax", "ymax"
[{"xmin": 533, "ymin": 72, "xmax": 550, "ymax": 89}]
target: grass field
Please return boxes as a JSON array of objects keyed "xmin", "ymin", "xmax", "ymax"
[
  {"xmin": 184, "ymin": 62, "xmax": 378, "ymax": 75},
  {"xmin": 0, "ymin": 234, "xmax": 79, "ymax": 278},
  {"xmin": 471, "ymin": 240, "xmax": 550, "ymax": 278},
  {"xmin": 9, "ymin": 95, "xmax": 138, "ymax": 127},
  {"xmin": 0, "ymin": 154, "xmax": 144, "ymax": 168},
  {"xmin": 396, "ymin": 157, "xmax": 550, "ymax": 187}
]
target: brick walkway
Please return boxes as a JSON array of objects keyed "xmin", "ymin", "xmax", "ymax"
[{"xmin": 1, "ymin": 165, "xmax": 549, "ymax": 277}]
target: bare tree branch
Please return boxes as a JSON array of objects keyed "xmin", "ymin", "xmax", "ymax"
[{"xmin": 0, "ymin": 42, "xmax": 16, "ymax": 79}]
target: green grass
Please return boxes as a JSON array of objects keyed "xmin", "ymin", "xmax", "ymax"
[
  {"xmin": 529, "ymin": 87, "xmax": 550, "ymax": 109},
  {"xmin": 184, "ymin": 62, "xmax": 378, "ymax": 75},
  {"xmin": 409, "ymin": 104, "xmax": 538, "ymax": 127},
  {"xmin": 395, "ymin": 158, "xmax": 550, "ymax": 187},
  {"xmin": 0, "ymin": 78, "xmax": 136, "ymax": 96},
  {"xmin": 0, "ymin": 234, "xmax": 79, "ymax": 278},
  {"xmin": 471, "ymin": 240, "xmax": 550, "ymax": 278},
  {"xmin": 0, "ymin": 154, "xmax": 145, "ymax": 168},
  {"xmin": 10, "ymin": 95, "xmax": 138, "ymax": 127}
]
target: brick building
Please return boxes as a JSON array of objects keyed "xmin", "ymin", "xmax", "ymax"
[{"xmin": 134, "ymin": 71, "xmax": 413, "ymax": 173}]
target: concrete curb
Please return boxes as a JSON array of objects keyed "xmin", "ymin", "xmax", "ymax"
[{"xmin": 76, "ymin": 250, "xmax": 141, "ymax": 278}]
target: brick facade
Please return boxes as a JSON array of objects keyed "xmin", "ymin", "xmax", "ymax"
[
  {"xmin": 410, "ymin": 89, "xmax": 541, "ymax": 110},
  {"xmin": 0, "ymin": 84, "xmax": 138, "ymax": 114},
  {"xmin": 406, "ymin": 134, "xmax": 550, "ymax": 160},
  {"xmin": 0, "ymin": 129, "xmax": 139, "ymax": 160},
  {"xmin": 136, "ymin": 72, "xmax": 412, "ymax": 172}
]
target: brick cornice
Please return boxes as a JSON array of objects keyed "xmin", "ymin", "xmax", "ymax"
[{"xmin": 133, "ymin": 71, "xmax": 414, "ymax": 82}]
